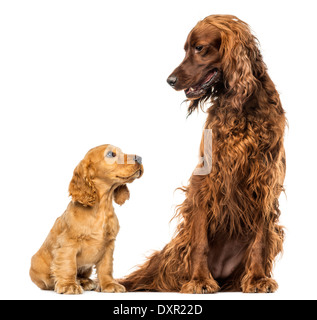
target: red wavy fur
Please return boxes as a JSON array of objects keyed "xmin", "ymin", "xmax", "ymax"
[{"xmin": 121, "ymin": 15, "xmax": 286, "ymax": 293}]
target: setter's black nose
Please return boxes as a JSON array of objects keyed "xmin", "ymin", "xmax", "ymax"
[{"xmin": 167, "ymin": 75, "xmax": 178, "ymax": 87}]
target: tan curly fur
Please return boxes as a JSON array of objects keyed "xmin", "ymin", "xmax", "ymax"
[{"xmin": 30, "ymin": 145, "xmax": 143, "ymax": 294}]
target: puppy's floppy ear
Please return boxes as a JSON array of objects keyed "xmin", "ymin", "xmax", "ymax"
[
  {"xmin": 69, "ymin": 159, "xmax": 97, "ymax": 207},
  {"xmin": 113, "ymin": 184, "xmax": 130, "ymax": 206}
]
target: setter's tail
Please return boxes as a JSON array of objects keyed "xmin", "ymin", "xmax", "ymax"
[
  {"xmin": 119, "ymin": 221, "xmax": 192, "ymax": 292},
  {"xmin": 119, "ymin": 250, "xmax": 165, "ymax": 292},
  {"xmin": 119, "ymin": 192, "xmax": 196, "ymax": 292}
]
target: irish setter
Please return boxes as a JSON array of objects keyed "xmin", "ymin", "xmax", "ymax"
[
  {"xmin": 121, "ymin": 15, "xmax": 286, "ymax": 293},
  {"xmin": 30, "ymin": 145, "xmax": 143, "ymax": 294}
]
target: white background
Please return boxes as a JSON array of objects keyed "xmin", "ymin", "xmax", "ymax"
[{"xmin": 1, "ymin": 0, "xmax": 316, "ymax": 300}]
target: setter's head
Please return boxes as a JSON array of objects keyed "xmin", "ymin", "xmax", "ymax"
[{"xmin": 167, "ymin": 15, "xmax": 265, "ymax": 114}]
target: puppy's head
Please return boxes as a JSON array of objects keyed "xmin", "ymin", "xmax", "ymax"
[{"xmin": 69, "ymin": 145, "xmax": 143, "ymax": 207}]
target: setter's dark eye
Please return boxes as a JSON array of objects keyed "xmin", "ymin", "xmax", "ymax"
[{"xmin": 195, "ymin": 45, "xmax": 204, "ymax": 53}]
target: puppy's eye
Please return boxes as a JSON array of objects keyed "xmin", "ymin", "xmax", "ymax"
[
  {"xmin": 106, "ymin": 151, "xmax": 116, "ymax": 158},
  {"xmin": 195, "ymin": 45, "xmax": 203, "ymax": 53}
]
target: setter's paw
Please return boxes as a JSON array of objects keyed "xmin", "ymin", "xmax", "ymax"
[
  {"xmin": 97, "ymin": 281, "xmax": 126, "ymax": 293},
  {"xmin": 55, "ymin": 282, "xmax": 84, "ymax": 295},
  {"xmin": 181, "ymin": 279, "xmax": 220, "ymax": 294},
  {"xmin": 242, "ymin": 277, "xmax": 278, "ymax": 293}
]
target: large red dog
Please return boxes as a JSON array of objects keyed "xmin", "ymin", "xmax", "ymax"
[{"xmin": 121, "ymin": 15, "xmax": 286, "ymax": 293}]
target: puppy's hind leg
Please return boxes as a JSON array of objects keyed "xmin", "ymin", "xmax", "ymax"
[
  {"xmin": 77, "ymin": 267, "xmax": 97, "ymax": 291},
  {"xmin": 29, "ymin": 266, "xmax": 54, "ymax": 290},
  {"xmin": 30, "ymin": 253, "xmax": 54, "ymax": 290}
]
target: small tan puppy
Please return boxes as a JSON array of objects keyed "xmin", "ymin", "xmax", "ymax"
[{"xmin": 30, "ymin": 144, "xmax": 143, "ymax": 294}]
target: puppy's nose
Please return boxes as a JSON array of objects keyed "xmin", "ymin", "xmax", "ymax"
[
  {"xmin": 167, "ymin": 75, "xmax": 178, "ymax": 87},
  {"xmin": 134, "ymin": 155, "xmax": 142, "ymax": 165}
]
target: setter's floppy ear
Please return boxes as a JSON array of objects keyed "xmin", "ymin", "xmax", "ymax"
[
  {"xmin": 69, "ymin": 159, "xmax": 97, "ymax": 207},
  {"xmin": 218, "ymin": 19, "xmax": 264, "ymax": 111},
  {"xmin": 113, "ymin": 184, "xmax": 130, "ymax": 206}
]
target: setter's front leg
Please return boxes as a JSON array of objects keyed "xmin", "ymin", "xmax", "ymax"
[
  {"xmin": 181, "ymin": 210, "xmax": 219, "ymax": 294},
  {"xmin": 241, "ymin": 228, "xmax": 278, "ymax": 293}
]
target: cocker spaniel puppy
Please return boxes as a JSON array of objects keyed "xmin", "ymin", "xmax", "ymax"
[{"xmin": 30, "ymin": 145, "xmax": 143, "ymax": 294}]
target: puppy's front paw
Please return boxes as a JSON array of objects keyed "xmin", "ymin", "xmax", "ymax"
[
  {"xmin": 55, "ymin": 282, "xmax": 84, "ymax": 295},
  {"xmin": 98, "ymin": 281, "xmax": 126, "ymax": 293}
]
